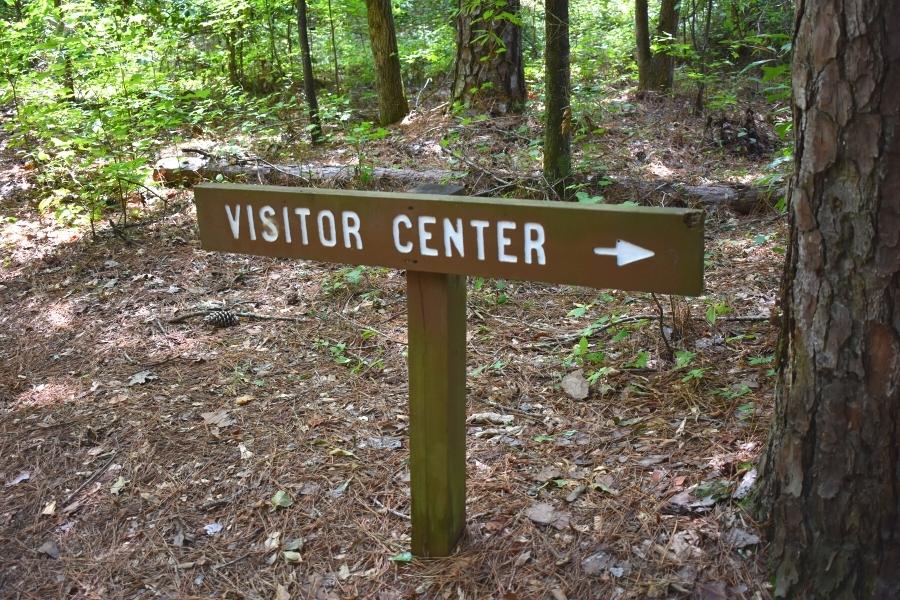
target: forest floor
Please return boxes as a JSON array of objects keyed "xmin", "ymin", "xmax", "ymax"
[{"xmin": 1, "ymin": 92, "xmax": 786, "ymax": 599}]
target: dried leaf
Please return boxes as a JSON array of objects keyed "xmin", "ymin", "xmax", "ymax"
[
  {"xmin": 561, "ymin": 370, "xmax": 590, "ymax": 400},
  {"xmin": 524, "ymin": 502, "xmax": 557, "ymax": 525},
  {"xmin": 238, "ymin": 443, "xmax": 253, "ymax": 460},
  {"xmin": 235, "ymin": 394, "xmax": 255, "ymax": 406},
  {"xmin": 201, "ymin": 410, "xmax": 235, "ymax": 428},
  {"xmin": 723, "ymin": 527, "xmax": 760, "ymax": 549},
  {"xmin": 204, "ymin": 522, "xmax": 223, "ymax": 535},
  {"xmin": 732, "ymin": 468, "xmax": 758, "ymax": 499},
  {"xmin": 6, "ymin": 471, "xmax": 30, "ymax": 486},
  {"xmin": 37, "ymin": 540, "xmax": 60, "ymax": 559},
  {"xmin": 127, "ymin": 370, "xmax": 158, "ymax": 386},
  {"xmin": 275, "ymin": 584, "xmax": 291, "ymax": 600},
  {"xmin": 282, "ymin": 551, "xmax": 302, "ymax": 563},
  {"xmin": 467, "ymin": 412, "xmax": 515, "ymax": 426},
  {"xmin": 264, "ymin": 531, "xmax": 281, "ymax": 551},
  {"xmin": 41, "ymin": 501, "xmax": 57, "ymax": 516},
  {"xmin": 110, "ymin": 476, "xmax": 127, "ymax": 495}
]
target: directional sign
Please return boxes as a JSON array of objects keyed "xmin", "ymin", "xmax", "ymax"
[
  {"xmin": 195, "ymin": 184, "xmax": 704, "ymax": 295},
  {"xmin": 194, "ymin": 182, "xmax": 705, "ymax": 558}
]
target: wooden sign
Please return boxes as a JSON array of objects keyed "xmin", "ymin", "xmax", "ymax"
[
  {"xmin": 195, "ymin": 184, "xmax": 704, "ymax": 295},
  {"xmin": 194, "ymin": 183, "xmax": 704, "ymax": 558}
]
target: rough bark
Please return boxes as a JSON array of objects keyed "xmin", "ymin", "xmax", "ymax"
[
  {"xmin": 635, "ymin": 0, "xmax": 652, "ymax": 91},
  {"xmin": 363, "ymin": 0, "xmax": 409, "ymax": 125},
  {"xmin": 637, "ymin": 0, "xmax": 679, "ymax": 92},
  {"xmin": 543, "ymin": 0, "xmax": 570, "ymax": 200},
  {"xmin": 648, "ymin": 0, "xmax": 679, "ymax": 91},
  {"xmin": 758, "ymin": 0, "xmax": 900, "ymax": 597},
  {"xmin": 451, "ymin": 0, "xmax": 526, "ymax": 113},
  {"xmin": 296, "ymin": 0, "xmax": 323, "ymax": 143}
]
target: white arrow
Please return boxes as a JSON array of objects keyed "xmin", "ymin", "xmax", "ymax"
[{"xmin": 593, "ymin": 240, "xmax": 655, "ymax": 266}]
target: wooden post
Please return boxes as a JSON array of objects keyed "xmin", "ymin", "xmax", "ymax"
[
  {"xmin": 407, "ymin": 271, "xmax": 467, "ymax": 556},
  {"xmin": 405, "ymin": 182, "xmax": 467, "ymax": 557}
]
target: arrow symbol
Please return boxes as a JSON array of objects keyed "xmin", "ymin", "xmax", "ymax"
[{"xmin": 593, "ymin": 240, "xmax": 655, "ymax": 266}]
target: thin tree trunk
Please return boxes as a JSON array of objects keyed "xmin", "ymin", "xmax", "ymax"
[
  {"xmin": 543, "ymin": 0, "xmax": 570, "ymax": 200},
  {"xmin": 53, "ymin": 0, "xmax": 75, "ymax": 99},
  {"xmin": 693, "ymin": 0, "xmax": 713, "ymax": 114},
  {"xmin": 451, "ymin": 0, "xmax": 526, "ymax": 113},
  {"xmin": 648, "ymin": 0, "xmax": 679, "ymax": 91},
  {"xmin": 363, "ymin": 0, "xmax": 408, "ymax": 125},
  {"xmin": 327, "ymin": 0, "xmax": 340, "ymax": 91},
  {"xmin": 758, "ymin": 0, "xmax": 900, "ymax": 597},
  {"xmin": 635, "ymin": 0, "xmax": 651, "ymax": 91},
  {"xmin": 296, "ymin": 0, "xmax": 323, "ymax": 143}
]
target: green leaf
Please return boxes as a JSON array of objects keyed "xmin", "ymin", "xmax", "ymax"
[
  {"xmin": 674, "ymin": 350, "xmax": 695, "ymax": 369},
  {"xmin": 389, "ymin": 551, "xmax": 413, "ymax": 563},
  {"xmin": 533, "ymin": 434, "xmax": 555, "ymax": 443},
  {"xmin": 271, "ymin": 490, "xmax": 294, "ymax": 508},
  {"xmin": 632, "ymin": 351, "xmax": 650, "ymax": 369}
]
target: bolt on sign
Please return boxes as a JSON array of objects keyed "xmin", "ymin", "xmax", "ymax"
[{"xmin": 195, "ymin": 183, "xmax": 705, "ymax": 556}]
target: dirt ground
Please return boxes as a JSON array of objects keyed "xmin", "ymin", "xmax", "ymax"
[{"xmin": 1, "ymin": 96, "xmax": 785, "ymax": 599}]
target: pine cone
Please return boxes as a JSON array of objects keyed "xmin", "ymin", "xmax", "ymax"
[{"xmin": 204, "ymin": 310, "xmax": 239, "ymax": 328}]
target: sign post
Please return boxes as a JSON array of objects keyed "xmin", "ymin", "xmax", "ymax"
[{"xmin": 195, "ymin": 183, "xmax": 705, "ymax": 557}]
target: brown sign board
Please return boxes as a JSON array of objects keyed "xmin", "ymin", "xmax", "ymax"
[{"xmin": 195, "ymin": 183, "xmax": 704, "ymax": 295}]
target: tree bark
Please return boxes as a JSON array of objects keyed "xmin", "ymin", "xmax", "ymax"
[
  {"xmin": 363, "ymin": 0, "xmax": 409, "ymax": 125},
  {"xmin": 296, "ymin": 0, "xmax": 323, "ymax": 143},
  {"xmin": 637, "ymin": 0, "xmax": 679, "ymax": 92},
  {"xmin": 543, "ymin": 0, "xmax": 570, "ymax": 200},
  {"xmin": 451, "ymin": 0, "xmax": 526, "ymax": 113},
  {"xmin": 327, "ymin": 0, "xmax": 341, "ymax": 91},
  {"xmin": 648, "ymin": 0, "xmax": 679, "ymax": 91},
  {"xmin": 635, "ymin": 0, "xmax": 652, "ymax": 91},
  {"xmin": 758, "ymin": 0, "xmax": 900, "ymax": 597}
]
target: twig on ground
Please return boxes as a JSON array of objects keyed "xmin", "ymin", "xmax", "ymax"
[
  {"xmin": 651, "ymin": 293, "xmax": 675, "ymax": 357},
  {"xmin": 61, "ymin": 452, "xmax": 118, "ymax": 508}
]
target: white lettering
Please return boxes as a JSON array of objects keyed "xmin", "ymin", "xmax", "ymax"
[
  {"xmin": 318, "ymin": 210, "xmax": 337, "ymax": 247},
  {"xmin": 393, "ymin": 215, "xmax": 413, "ymax": 254},
  {"xmin": 524, "ymin": 223, "xmax": 546, "ymax": 265},
  {"xmin": 497, "ymin": 221, "xmax": 517, "ymax": 263},
  {"xmin": 293, "ymin": 208, "xmax": 311, "ymax": 245},
  {"xmin": 418, "ymin": 216, "xmax": 438, "ymax": 257},
  {"xmin": 225, "ymin": 204, "xmax": 241, "ymax": 240},
  {"xmin": 282, "ymin": 206, "xmax": 292, "ymax": 243},
  {"xmin": 341, "ymin": 211, "xmax": 363, "ymax": 249},
  {"xmin": 245, "ymin": 204, "xmax": 256, "ymax": 241},
  {"xmin": 443, "ymin": 218, "xmax": 464, "ymax": 258},
  {"xmin": 470, "ymin": 220, "xmax": 489, "ymax": 261},
  {"xmin": 259, "ymin": 205, "xmax": 278, "ymax": 242}
]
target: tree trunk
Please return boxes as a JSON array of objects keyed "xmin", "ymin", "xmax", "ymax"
[
  {"xmin": 53, "ymin": 0, "xmax": 75, "ymax": 99},
  {"xmin": 648, "ymin": 0, "xmax": 679, "ymax": 91},
  {"xmin": 635, "ymin": 0, "xmax": 652, "ymax": 91},
  {"xmin": 363, "ymin": 0, "xmax": 409, "ymax": 125},
  {"xmin": 296, "ymin": 0, "xmax": 323, "ymax": 143},
  {"xmin": 451, "ymin": 0, "xmax": 526, "ymax": 113},
  {"xmin": 543, "ymin": 0, "xmax": 570, "ymax": 200},
  {"xmin": 758, "ymin": 0, "xmax": 900, "ymax": 597},
  {"xmin": 327, "ymin": 0, "xmax": 341, "ymax": 91}
]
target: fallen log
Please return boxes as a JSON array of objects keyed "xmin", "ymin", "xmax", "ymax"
[
  {"xmin": 153, "ymin": 153, "xmax": 776, "ymax": 214},
  {"xmin": 153, "ymin": 154, "xmax": 459, "ymax": 188}
]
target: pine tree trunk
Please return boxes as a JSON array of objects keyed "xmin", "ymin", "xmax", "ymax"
[
  {"xmin": 451, "ymin": 0, "xmax": 526, "ymax": 113},
  {"xmin": 758, "ymin": 0, "xmax": 900, "ymax": 597},
  {"xmin": 543, "ymin": 0, "xmax": 570, "ymax": 200},
  {"xmin": 296, "ymin": 0, "xmax": 323, "ymax": 143},
  {"xmin": 648, "ymin": 0, "xmax": 679, "ymax": 91},
  {"xmin": 53, "ymin": 0, "xmax": 75, "ymax": 99},
  {"xmin": 327, "ymin": 0, "xmax": 340, "ymax": 91},
  {"xmin": 635, "ymin": 0, "xmax": 652, "ymax": 91},
  {"xmin": 364, "ymin": 0, "xmax": 409, "ymax": 125}
]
